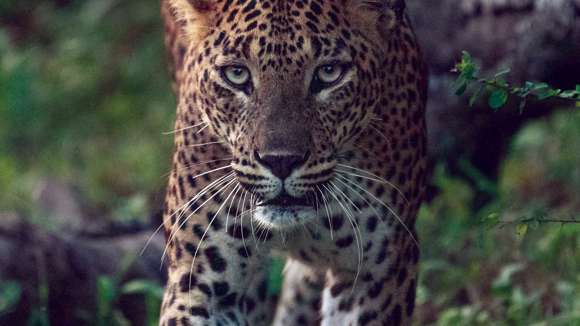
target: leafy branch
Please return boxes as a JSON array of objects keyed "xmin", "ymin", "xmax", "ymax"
[
  {"xmin": 483, "ymin": 212, "xmax": 580, "ymax": 239},
  {"xmin": 452, "ymin": 51, "xmax": 580, "ymax": 111}
]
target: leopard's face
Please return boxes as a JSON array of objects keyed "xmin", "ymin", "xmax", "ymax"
[{"xmin": 178, "ymin": 1, "xmax": 399, "ymax": 230}]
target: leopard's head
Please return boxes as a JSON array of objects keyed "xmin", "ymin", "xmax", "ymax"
[{"xmin": 168, "ymin": 0, "xmax": 414, "ymax": 229}]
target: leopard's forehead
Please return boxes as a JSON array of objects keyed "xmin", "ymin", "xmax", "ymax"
[
  {"xmin": 204, "ymin": 0, "xmax": 366, "ymax": 73},
  {"xmin": 214, "ymin": 0, "xmax": 343, "ymax": 33}
]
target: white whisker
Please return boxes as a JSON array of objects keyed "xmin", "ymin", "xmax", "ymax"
[
  {"xmin": 316, "ymin": 185, "xmax": 334, "ymax": 240},
  {"xmin": 187, "ymin": 178, "xmax": 237, "ymax": 306},
  {"xmin": 196, "ymin": 124, "xmax": 209, "ymax": 134},
  {"xmin": 159, "ymin": 172, "xmax": 233, "ymax": 264},
  {"xmin": 225, "ymin": 184, "xmax": 242, "ymax": 232},
  {"xmin": 239, "ymin": 188, "xmax": 250, "ymax": 257},
  {"xmin": 188, "ymin": 141, "xmax": 225, "ymax": 148},
  {"xmin": 249, "ymin": 192, "xmax": 258, "ymax": 248},
  {"xmin": 336, "ymin": 164, "xmax": 408, "ymax": 203},
  {"xmin": 336, "ymin": 174, "xmax": 418, "ymax": 248},
  {"xmin": 162, "ymin": 157, "xmax": 233, "ymax": 178},
  {"xmin": 329, "ymin": 182, "xmax": 364, "ymax": 287},
  {"xmin": 369, "ymin": 123, "xmax": 391, "ymax": 145},
  {"xmin": 162, "ymin": 172, "xmax": 235, "ymax": 265},
  {"xmin": 162, "ymin": 121, "xmax": 206, "ymax": 135},
  {"xmin": 322, "ymin": 183, "xmax": 363, "ymax": 289}
]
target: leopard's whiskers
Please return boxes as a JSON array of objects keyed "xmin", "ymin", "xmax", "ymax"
[
  {"xmin": 332, "ymin": 181, "xmax": 361, "ymax": 213},
  {"xmin": 187, "ymin": 141, "xmax": 226, "ymax": 148},
  {"xmin": 239, "ymin": 188, "xmax": 250, "ymax": 257},
  {"xmin": 196, "ymin": 124, "xmax": 209, "ymax": 134},
  {"xmin": 336, "ymin": 174, "xmax": 418, "ymax": 248},
  {"xmin": 165, "ymin": 170, "xmax": 233, "ymax": 242},
  {"xmin": 144, "ymin": 170, "xmax": 232, "ymax": 260},
  {"xmin": 161, "ymin": 174, "xmax": 234, "ymax": 266},
  {"xmin": 369, "ymin": 122, "xmax": 391, "ymax": 145},
  {"xmin": 224, "ymin": 184, "xmax": 242, "ymax": 232},
  {"xmin": 167, "ymin": 166, "xmax": 233, "ymax": 227},
  {"xmin": 162, "ymin": 172, "xmax": 235, "ymax": 264},
  {"xmin": 322, "ymin": 183, "xmax": 363, "ymax": 289},
  {"xmin": 329, "ymin": 182, "xmax": 365, "ymax": 289},
  {"xmin": 316, "ymin": 185, "xmax": 334, "ymax": 240},
  {"xmin": 248, "ymin": 191, "xmax": 259, "ymax": 248},
  {"xmin": 163, "ymin": 157, "xmax": 233, "ymax": 178},
  {"xmin": 311, "ymin": 189, "xmax": 321, "ymax": 218},
  {"xmin": 336, "ymin": 163, "xmax": 408, "ymax": 203},
  {"xmin": 187, "ymin": 178, "xmax": 238, "ymax": 307},
  {"xmin": 334, "ymin": 175, "xmax": 385, "ymax": 227},
  {"xmin": 168, "ymin": 165, "xmax": 234, "ymax": 231},
  {"xmin": 162, "ymin": 121, "xmax": 207, "ymax": 135}
]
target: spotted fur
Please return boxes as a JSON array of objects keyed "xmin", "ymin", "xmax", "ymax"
[{"xmin": 159, "ymin": 0, "xmax": 427, "ymax": 325}]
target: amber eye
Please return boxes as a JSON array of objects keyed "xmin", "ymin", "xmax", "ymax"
[
  {"xmin": 316, "ymin": 64, "xmax": 344, "ymax": 84},
  {"xmin": 222, "ymin": 65, "xmax": 251, "ymax": 87}
]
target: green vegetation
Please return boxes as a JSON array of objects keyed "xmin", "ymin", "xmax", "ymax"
[
  {"xmin": 91, "ymin": 254, "xmax": 162, "ymax": 326},
  {"xmin": 415, "ymin": 110, "xmax": 580, "ymax": 325},
  {"xmin": 0, "ymin": 0, "xmax": 175, "ymax": 223},
  {"xmin": 94, "ymin": 277, "xmax": 162, "ymax": 326},
  {"xmin": 1, "ymin": 2, "xmax": 579, "ymax": 325},
  {"xmin": 0, "ymin": 282, "xmax": 21, "ymax": 316},
  {"xmin": 453, "ymin": 51, "xmax": 580, "ymax": 111},
  {"xmin": 428, "ymin": 51, "xmax": 580, "ymax": 325}
]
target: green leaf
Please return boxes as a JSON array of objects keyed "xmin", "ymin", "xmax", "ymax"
[
  {"xmin": 455, "ymin": 51, "xmax": 476, "ymax": 78},
  {"xmin": 537, "ymin": 88, "xmax": 558, "ymax": 100},
  {"xmin": 454, "ymin": 80, "xmax": 468, "ymax": 96},
  {"xmin": 531, "ymin": 82, "xmax": 550, "ymax": 91},
  {"xmin": 96, "ymin": 275, "xmax": 117, "ymax": 326},
  {"xmin": 482, "ymin": 213, "xmax": 500, "ymax": 229},
  {"xmin": 494, "ymin": 68, "xmax": 511, "ymax": 79},
  {"xmin": 494, "ymin": 77, "xmax": 508, "ymax": 88},
  {"xmin": 524, "ymin": 81, "xmax": 535, "ymax": 90},
  {"xmin": 560, "ymin": 89, "xmax": 580, "ymax": 99},
  {"xmin": 488, "ymin": 89, "xmax": 508, "ymax": 109},
  {"xmin": 268, "ymin": 258, "xmax": 285, "ymax": 296},
  {"xmin": 122, "ymin": 280, "xmax": 163, "ymax": 299},
  {"xmin": 492, "ymin": 263, "xmax": 525, "ymax": 294},
  {"xmin": 461, "ymin": 64, "xmax": 476, "ymax": 80},
  {"xmin": 461, "ymin": 51, "xmax": 472, "ymax": 66},
  {"xmin": 97, "ymin": 276, "xmax": 117, "ymax": 304},
  {"xmin": 469, "ymin": 85, "xmax": 485, "ymax": 107},
  {"xmin": 515, "ymin": 223, "xmax": 528, "ymax": 239}
]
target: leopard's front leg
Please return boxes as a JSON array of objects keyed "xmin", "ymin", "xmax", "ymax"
[
  {"xmin": 320, "ymin": 239, "xmax": 419, "ymax": 326},
  {"xmin": 273, "ymin": 259, "xmax": 325, "ymax": 326},
  {"xmin": 160, "ymin": 220, "xmax": 274, "ymax": 326}
]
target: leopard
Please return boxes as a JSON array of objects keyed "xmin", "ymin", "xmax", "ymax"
[{"xmin": 159, "ymin": 0, "xmax": 427, "ymax": 325}]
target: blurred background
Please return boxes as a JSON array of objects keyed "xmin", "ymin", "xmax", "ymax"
[{"xmin": 0, "ymin": 0, "xmax": 579, "ymax": 325}]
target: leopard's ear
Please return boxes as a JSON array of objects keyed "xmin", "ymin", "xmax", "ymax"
[
  {"xmin": 346, "ymin": 0, "xmax": 406, "ymax": 36},
  {"xmin": 163, "ymin": 0, "xmax": 219, "ymax": 44}
]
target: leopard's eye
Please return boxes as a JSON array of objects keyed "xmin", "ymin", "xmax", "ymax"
[
  {"xmin": 222, "ymin": 65, "xmax": 251, "ymax": 87},
  {"xmin": 316, "ymin": 64, "xmax": 344, "ymax": 85},
  {"xmin": 311, "ymin": 62, "xmax": 352, "ymax": 93}
]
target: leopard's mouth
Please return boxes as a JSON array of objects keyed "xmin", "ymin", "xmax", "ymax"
[
  {"xmin": 257, "ymin": 192, "xmax": 311, "ymax": 207},
  {"xmin": 253, "ymin": 192, "xmax": 316, "ymax": 229}
]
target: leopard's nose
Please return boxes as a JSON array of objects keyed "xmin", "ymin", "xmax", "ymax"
[{"xmin": 255, "ymin": 151, "xmax": 310, "ymax": 180}]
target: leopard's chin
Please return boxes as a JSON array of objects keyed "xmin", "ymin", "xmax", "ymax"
[{"xmin": 253, "ymin": 206, "xmax": 316, "ymax": 229}]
